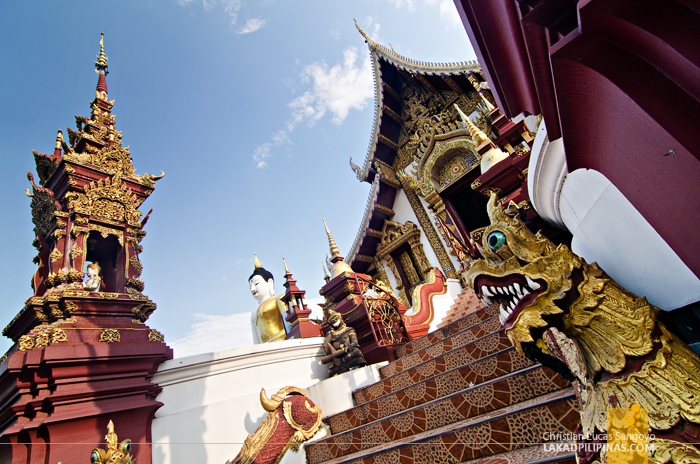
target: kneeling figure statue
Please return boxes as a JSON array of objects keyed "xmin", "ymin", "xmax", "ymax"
[{"xmin": 321, "ymin": 310, "xmax": 367, "ymax": 377}]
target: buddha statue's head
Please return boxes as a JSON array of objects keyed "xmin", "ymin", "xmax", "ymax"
[{"xmin": 249, "ymin": 255, "xmax": 275, "ymax": 303}]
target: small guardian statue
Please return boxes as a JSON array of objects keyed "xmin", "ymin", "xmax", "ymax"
[{"xmin": 321, "ymin": 310, "xmax": 366, "ymax": 377}]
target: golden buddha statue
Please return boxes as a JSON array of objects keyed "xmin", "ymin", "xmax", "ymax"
[{"xmin": 249, "ymin": 255, "xmax": 288, "ymax": 343}]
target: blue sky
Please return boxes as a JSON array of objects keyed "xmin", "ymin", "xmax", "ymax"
[{"xmin": 0, "ymin": 0, "xmax": 476, "ymax": 356}]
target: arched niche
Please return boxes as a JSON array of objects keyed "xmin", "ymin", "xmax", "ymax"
[
  {"xmin": 413, "ymin": 130, "xmax": 488, "ymax": 249},
  {"xmin": 85, "ymin": 230, "xmax": 126, "ymax": 292}
]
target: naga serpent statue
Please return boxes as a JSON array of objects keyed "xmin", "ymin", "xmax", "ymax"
[
  {"xmin": 226, "ymin": 386, "xmax": 322, "ymax": 464},
  {"xmin": 465, "ymin": 193, "xmax": 700, "ymax": 464}
]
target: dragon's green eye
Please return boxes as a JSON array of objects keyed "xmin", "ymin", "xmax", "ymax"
[
  {"xmin": 487, "ymin": 231, "xmax": 507, "ymax": 251},
  {"xmin": 123, "ymin": 441, "xmax": 131, "ymax": 453},
  {"xmin": 91, "ymin": 451, "xmax": 100, "ymax": 463}
]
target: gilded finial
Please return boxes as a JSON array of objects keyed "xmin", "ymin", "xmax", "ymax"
[
  {"xmin": 322, "ymin": 263, "xmax": 329, "ymax": 279},
  {"xmin": 454, "ymin": 103, "xmax": 489, "ymax": 145},
  {"xmin": 254, "ymin": 254, "xmax": 262, "ymax": 269},
  {"xmin": 323, "ymin": 218, "xmax": 342, "ymax": 258},
  {"xmin": 354, "ymin": 19, "xmax": 376, "ymax": 51},
  {"xmin": 95, "ymin": 32, "xmax": 109, "ymax": 74},
  {"xmin": 55, "ymin": 130, "xmax": 63, "ymax": 150},
  {"xmin": 90, "ymin": 420, "xmax": 134, "ymax": 464},
  {"xmin": 283, "ymin": 257, "xmax": 290, "ymax": 274},
  {"xmin": 106, "ymin": 420, "xmax": 118, "ymax": 451}
]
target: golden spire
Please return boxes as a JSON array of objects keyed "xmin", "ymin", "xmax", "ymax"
[
  {"xmin": 55, "ymin": 130, "xmax": 63, "ymax": 150},
  {"xmin": 323, "ymin": 218, "xmax": 342, "ymax": 258},
  {"xmin": 354, "ymin": 19, "xmax": 376, "ymax": 51},
  {"xmin": 254, "ymin": 254, "xmax": 262, "ymax": 269},
  {"xmin": 322, "ymin": 263, "xmax": 329, "ymax": 280},
  {"xmin": 283, "ymin": 257, "xmax": 290, "ymax": 274},
  {"xmin": 454, "ymin": 103, "xmax": 489, "ymax": 145},
  {"xmin": 94, "ymin": 32, "xmax": 109, "ymax": 73}
]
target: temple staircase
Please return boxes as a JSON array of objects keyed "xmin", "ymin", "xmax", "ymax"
[{"xmin": 306, "ymin": 300, "xmax": 579, "ymax": 464}]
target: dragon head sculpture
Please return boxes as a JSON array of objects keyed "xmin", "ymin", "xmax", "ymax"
[{"xmin": 465, "ymin": 193, "xmax": 700, "ymax": 464}]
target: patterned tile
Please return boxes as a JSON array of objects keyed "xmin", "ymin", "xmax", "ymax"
[
  {"xmin": 307, "ymin": 390, "xmax": 577, "ymax": 464},
  {"xmin": 373, "ymin": 325, "xmax": 506, "ymax": 398},
  {"xmin": 355, "ymin": 331, "xmax": 514, "ymax": 407},
  {"xmin": 394, "ymin": 305, "xmax": 499, "ymax": 360},
  {"xmin": 318, "ymin": 370, "xmax": 570, "ymax": 461}
]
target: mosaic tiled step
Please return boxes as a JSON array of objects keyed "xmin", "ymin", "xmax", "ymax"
[
  {"xmin": 381, "ymin": 317, "xmax": 504, "ymax": 382},
  {"xmin": 437, "ymin": 286, "xmax": 493, "ymax": 330},
  {"xmin": 329, "ymin": 361, "xmax": 567, "ymax": 435},
  {"xmin": 460, "ymin": 443, "xmax": 575, "ymax": 464},
  {"xmin": 395, "ymin": 303, "xmax": 499, "ymax": 359},
  {"xmin": 356, "ymin": 329, "xmax": 514, "ymax": 406},
  {"xmin": 321, "ymin": 364, "xmax": 568, "ymax": 456},
  {"xmin": 307, "ymin": 388, "xmax": 578, "ymax": 464}
]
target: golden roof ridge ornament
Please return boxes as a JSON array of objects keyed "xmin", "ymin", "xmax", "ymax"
[
  {"xmin": 454, "ymin": 103, "xmax": 490, "ymax": 146},
  {"xmin": 323, "ymin": 218, "xmax": 342, "ymax": 259},
  {"xmin": 95, "ymin": 32, "xmax": 109, "ymax": 74},
  {"xmin": 254, "ymin": 253, "xmax": 262, "ymax": 269},
  {"xmin": 283, "ymin": 256, "xmax": 290, "ymax": 274},
  {"xmin": 354, "ymin": 19, "xmax": 376, "ymax": 51}
]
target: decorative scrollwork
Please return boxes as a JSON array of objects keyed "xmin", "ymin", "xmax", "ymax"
[{"xmin": 99, "ymin": 329, "xmax": 120, "ymax": 343}]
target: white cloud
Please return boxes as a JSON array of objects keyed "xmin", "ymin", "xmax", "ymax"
[
  {"xmin": 251, "ymin": 46, "xmax": 373, "ymax": 168},
  {"xmin": 253, "ymin": 142, "xmax": 272, "ymax": 169},
  {"xmin": 387, "ymin": 0, "xmax": 461, "ymax": 28},
  {"xmin": 387, "ymin": 0, "xmax": 417, "ymax": 12},
  {"xmin": 179, "ymin": 0, "xmax": 241, "ymax": 25},
  {"xmin": 290, "ymin": 46, "xmax": 373, "ymax": 126},
  {"xmin": 329, "ymin": 28, "xmax": 340, "ymax": 40},
  {"xmin": 239, "ymin": 17, "xmax": 266, "ymax": 34},
  {"xmin": 170, "ymin": 312, "xmax": 253, "ymax": 358},
  {"xmin": 439, "ymin": 0, "xmax": 462, "ymax": 29}
]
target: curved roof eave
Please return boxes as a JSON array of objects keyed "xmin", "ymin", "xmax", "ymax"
[
  {"xmin": 354, "ymin": 42, "xmax": 481, "ymax": 182},
  {"xmin": 347, "ymin": 173, "xmax": 382, "ymax": 265}
]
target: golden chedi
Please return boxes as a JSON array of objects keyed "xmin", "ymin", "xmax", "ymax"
[{"xmin": 249, "ymin": 254, "xmax": 288, "ymax": 343}]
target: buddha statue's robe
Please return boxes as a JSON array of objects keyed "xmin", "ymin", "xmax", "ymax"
[{"xmin": 251, "ymin": 295, "xmax": 288, "ymax": 343}]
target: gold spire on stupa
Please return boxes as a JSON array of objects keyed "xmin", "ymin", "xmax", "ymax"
[
  {"xmin": 322, "ymin": 218, "xmax": 354, "ymax": 279},
  {"xmin": 283, "ymin": 257, "xmax": 290, "ymax": 274},
  {"xmin": 254, "ymin": 254, "xmax": 262, "ymax": 269},
  {"xmin": 323, "ymin": 218, "xmax": 342, "ymax": 259},
  {"xmin": 94, "ymin": 32, "xmax": 109, "ymax": 73},
  {"xmin": 454, "ymin": 103, "xmax": 490, "ymax": 145}
]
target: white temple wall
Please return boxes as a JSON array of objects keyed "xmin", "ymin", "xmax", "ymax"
[
  {"xmin": 151, "ymin": 338, "xmax": 327, "ymax": 464},
  {"xmin": 528, "ymin": 124, "xmax": 700, "ymax": 310}
]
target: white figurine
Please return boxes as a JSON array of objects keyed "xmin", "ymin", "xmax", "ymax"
[{"xmin": 84, "ymin": 262, "xmax": 102, "ymax": 292}]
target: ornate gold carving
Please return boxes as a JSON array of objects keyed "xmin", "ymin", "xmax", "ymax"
[
  {"xmin": 374, "ymin": 204, "xmax": 395, "ymax": 217},
  {"xmin": 131, "ymin": 302, "xmax": 156, "ymax": 322},
  {"xmin": 17, "ymin": 319, "xmax": 72, "ymax": 351},
  {"xmin": 99, "ymin": 292, "xmax": 120, "ymax": 299},
  {"xmin": 99, "ymin": 329, "xmax": 120, "ymax": 342},
  {"xmin": 51, "ymin": 328, "xmax": 67, "ymax": 343},
  {"xmin": 90, "ymin": 420, "xmax": 135, "ymax": 464},
  {"xmin": 26, "ymin": 172, "xmax": 60, "ymax": 237},
  {"xmin": 126, "ymin": 278, "xmax": 144, "ymax": 292},
  {"xmin": 399, "ymin": 251, "xmax": 421, "ymax": 286},
  {"xmin": 61, "ymin": 290, "xmax": 91, "ymax": 297},
  {"xmin": 128, "ymin": 256, "xmax": 142, "ymax": 276},
  {"xmin": 466, "ymin": 192, "xmax": 700, "ymax": 460},
  {"xmin": 88, "ymin": 223, "xmax": 123, "ymax": 244},
  {"xmin": 284, "ymin": 400, "xmax": 322, "ymax": 450},
  {"xmin": 131, "ymin": 319, "xmax": 144, "ymax": 325},
  {"xmin": 148, "ymin": 329, "xmax": 164, "ymax": 342},
  {"xmin": 70, "ymin": 244, "xmax": 84, "ymax": 259},
  {"xmin": 471, "ymin": 178, "xmax": 482, "ymax": 190},
  {"xmin": 128, "ymin": 294, "xmax": 148, "ymax": 301}
]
